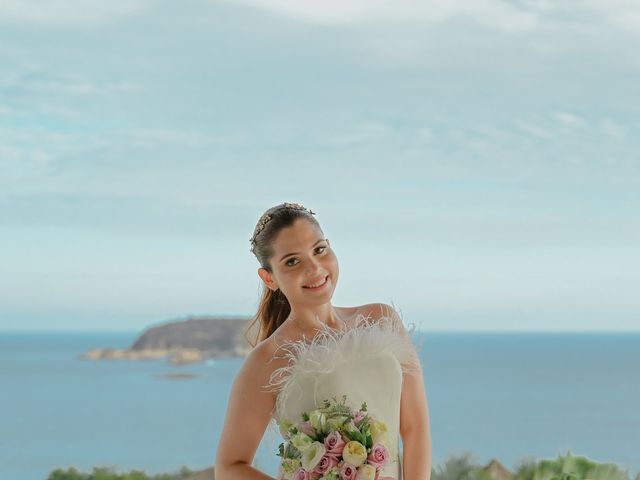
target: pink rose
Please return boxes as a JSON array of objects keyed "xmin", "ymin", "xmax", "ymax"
[
  {"xmin": 298, "ymin": 420, "xmax": 315, "ymax": 437},
  {"xmin": 352, "ymin": 410, "xmax": 367, "ymax": 426},
  {"xmin": 340, "ymin": 461, "xmax": 357, "ymax": 480},
  {"xmin": 324, "ymin": 431, "xmax": 347, "ymax": 455},
  {"xmin": 293, "ymin": 467, "xmax": 310, "ymax": 480},
  {"xmin": 308, "ymin": 472, "xmax": 322, "ymax": 480},
  {"xmin": 367, "ymin": 443, "xmax": 390, "ymax": 468},
  {"xmin": 314, "ymin": 453, "xmax": 340, "ymax": 475}
]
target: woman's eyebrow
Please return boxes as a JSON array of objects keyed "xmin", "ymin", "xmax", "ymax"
[{"xmin": 279, "ymin": 238, "xmax": 326, "ymax": 262}]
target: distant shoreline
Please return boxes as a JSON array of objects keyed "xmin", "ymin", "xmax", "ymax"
[{"xmin": 78, "ymin": 315, "xmax": 254, "ymax": 365}]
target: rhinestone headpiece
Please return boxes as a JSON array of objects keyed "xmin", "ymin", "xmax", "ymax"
[{"xmin": 249, "ymin": 202, "xmax": 316, "ymax": 253}]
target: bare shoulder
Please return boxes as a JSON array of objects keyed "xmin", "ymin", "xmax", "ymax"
[
  {"xmin": 356, "ymin": 302, "xmax": 401, "ymax": 322},
  {"xmin": 356, "ymin": 302, "xmax": 407, "ymax": 331},
  {"xmin": 238, "ymin": 338, "xmax": 283, "ymax": 393},
  {"xmin": 247, "ymin": 332, "xmax": 297, "ymax": 388}
]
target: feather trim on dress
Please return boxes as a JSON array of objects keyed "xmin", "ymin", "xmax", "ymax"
[{"xmin": 261, "ymin": 304, "xmax": 423, "ymax": 422}]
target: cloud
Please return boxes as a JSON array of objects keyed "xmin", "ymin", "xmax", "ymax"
[
  {"xmin": 2, "ymin": 0, "xmax": 640, "ymax": 36},
  {"xmin": 553, "ymin": 111, "xmax": 587, "ymax": 129},
  {"xmin": 224, "ymin": 0, "xmax": 539, "ymax": 32},
  {"xmin": 0, "ymin": 0, "xmax": 148, "ymax": 26},
  {"xmin": 27, "ymin": 79, "xmax": 139, "ymax": 96},
  {"xmin": 221, "ymin": 0, "xmax": 640, "ymax": 34},
  {"xmin": 582, "ymin": 0, "xmax": 640, "ymax": 30}
]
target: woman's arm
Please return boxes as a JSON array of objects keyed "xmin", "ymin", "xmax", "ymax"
[
  {"xmin": 214, "ymin": 343, "xmax": 278, "ymax": 480},
  {"xmin": 381, "ymin": 304, "xmax": 433, "ymax": 480},
  {"xmin": 400, "ymin": 345, "xmax": 433, "ymax": 479},
  {"xmin": 401, "ymin": 411, "xmax": 432, "ymax": 479}
]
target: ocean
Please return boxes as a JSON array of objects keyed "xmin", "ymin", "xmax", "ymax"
[{"xmin": 1, "ymin": 330, "xmax": 639, "ymax": 480}]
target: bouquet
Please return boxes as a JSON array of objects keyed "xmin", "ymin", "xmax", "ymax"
[{"xmin": 276, "ymin": 395, "xmax": 395, "ymax": 480}]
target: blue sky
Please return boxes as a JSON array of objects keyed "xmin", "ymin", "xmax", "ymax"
[{"xmin": 1, "ymin": 0, "xmax": 638, "ymax": 332}]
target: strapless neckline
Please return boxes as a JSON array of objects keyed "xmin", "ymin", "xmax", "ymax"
[
  {"xmin": 263, "ymin": 312, "xmax": 421, "ymax": 421},
  {"xmin": 271, "ymin": 311, "xmax": 375, "ymax": 351}
]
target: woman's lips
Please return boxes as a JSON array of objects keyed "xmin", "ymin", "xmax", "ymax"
[{"xmin": 303, "ymin": 275, "xmax": 329, "ymax": 289}]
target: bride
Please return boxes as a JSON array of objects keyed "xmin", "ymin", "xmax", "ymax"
[{"xmin": 215, "ymin": 202, "xmax": 432, "ymax": 480}]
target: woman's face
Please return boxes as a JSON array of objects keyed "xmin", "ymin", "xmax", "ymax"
[{"xmin": 259, "ymin": 218, "xmax": 339, "ymax": 307}]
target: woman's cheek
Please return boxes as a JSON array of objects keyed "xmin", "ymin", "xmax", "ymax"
[{"xmin": 328, "ymin": 251, "xmax": 339, "ymax": 270}]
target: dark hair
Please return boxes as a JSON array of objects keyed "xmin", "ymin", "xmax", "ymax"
[{"xmin": 245, "ymin": 202, "xmax": 322, "ymax": 348}]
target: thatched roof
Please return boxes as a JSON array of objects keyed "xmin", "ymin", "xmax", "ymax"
[{"xmin": 482, "ymin": 459, "xmax": 514, "ymax": 480}]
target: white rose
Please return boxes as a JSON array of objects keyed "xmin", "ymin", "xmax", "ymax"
[
  {"xmin": 301, "ymin": 441, "xmax": 326, "ymax": 471},
  {"xmin": 369, "ymin": 420, "xmax": 388, "ymax": 444},
  {"xmin": 290, "ymin": 431, "xmax": 313, "ymax": 451},
  {"xmin": 342, "ymin": 440, "xmax": 367, "ymax": 467}
]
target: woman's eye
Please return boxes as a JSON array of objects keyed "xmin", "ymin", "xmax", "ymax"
[{"xmin": 286, "ymin": 246, "xmax": 327, "ymax": 267}]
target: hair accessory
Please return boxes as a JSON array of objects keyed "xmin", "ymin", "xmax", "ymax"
[{"xmin": 249, "ymin": 202, "xmax": 316, "ymax": 252}]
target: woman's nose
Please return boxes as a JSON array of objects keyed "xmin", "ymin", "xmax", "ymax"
[{"xmin": 305, "ymin": 258, "xmax": 323, "ymax": 274}]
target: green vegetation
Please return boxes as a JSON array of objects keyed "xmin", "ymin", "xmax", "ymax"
[
  {"xmin": 46, "ymin": 451, "xmax": 640, "ymax": 480},
  {"xmin": 46, "ymin": 465, "xmax": 195, "ymax": 480},
  {"xmin": 430, "ymin": 450, "xmax": 639, "ymax": 480}
]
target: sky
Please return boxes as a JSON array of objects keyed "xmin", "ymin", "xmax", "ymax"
[{"xmin": 0, "ymin": 0, "xmax": 638, "ymax": 332}]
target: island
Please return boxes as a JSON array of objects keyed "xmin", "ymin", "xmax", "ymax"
[{"xmin": 79, "ymin": 315, "xmax": 255, "ymax": 365}]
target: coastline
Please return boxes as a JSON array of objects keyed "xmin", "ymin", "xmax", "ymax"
[{"xmin": 77, "ymin": 315, "xmax": 254, "ymax": 365}]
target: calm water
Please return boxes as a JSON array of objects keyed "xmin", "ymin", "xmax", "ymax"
[{"xmin": 1, "ymin": 330, "xmax": 639, "ymax": 480}]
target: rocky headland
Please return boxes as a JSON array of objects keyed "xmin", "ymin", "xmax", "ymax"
[{"xmin": 79, "ymin": 315, "xmax": 254, "ymax": 365}]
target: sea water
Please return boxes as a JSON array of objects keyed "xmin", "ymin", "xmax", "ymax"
[{"xmin": 1, "ymin": 330, "xmax": 639, "ymax": 480}]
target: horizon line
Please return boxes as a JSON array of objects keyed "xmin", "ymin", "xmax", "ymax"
[{"xmin": 1, "ymin": 328, "xmax": 639, "ymax": 335}]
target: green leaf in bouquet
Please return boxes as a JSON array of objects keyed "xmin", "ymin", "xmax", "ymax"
[
  {"xmin": 361, "ymin": 401, "xmax": 368, "ymax": 412},
  {"xmin": 365, "ymin": 432, "xmax": 373, "ymax": 449},
  {"xmin": 284, "ymin": 442, "xmax": 302, "ymax": 459},
  {"xmin": 344, "ymin": 430, "xmax": 359, "ymax": 442},
  {"xmin": 358, "ymin": 415, "xmax": 371, "ymax": 433},
  {"xmin": 277, "ymin": 442, "xmax": 285, "ymax": 458},
  {"xmin": 349, "ymin": 430, "xmax": 366, "ymax": 445}
]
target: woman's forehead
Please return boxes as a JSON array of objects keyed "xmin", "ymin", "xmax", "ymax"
[{"xmin": 273, "ymin": 220, "xmax": 322, "ymax": 250}]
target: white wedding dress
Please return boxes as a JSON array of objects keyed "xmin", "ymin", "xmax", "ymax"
[{"xmin": 262, "ymin": 308, "xmax": 422, "ymax": 480}]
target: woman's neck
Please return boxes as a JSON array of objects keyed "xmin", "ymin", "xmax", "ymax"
[{"xmin": 287, "ymin": 304, "xmax": 343, "ymax": 333}]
